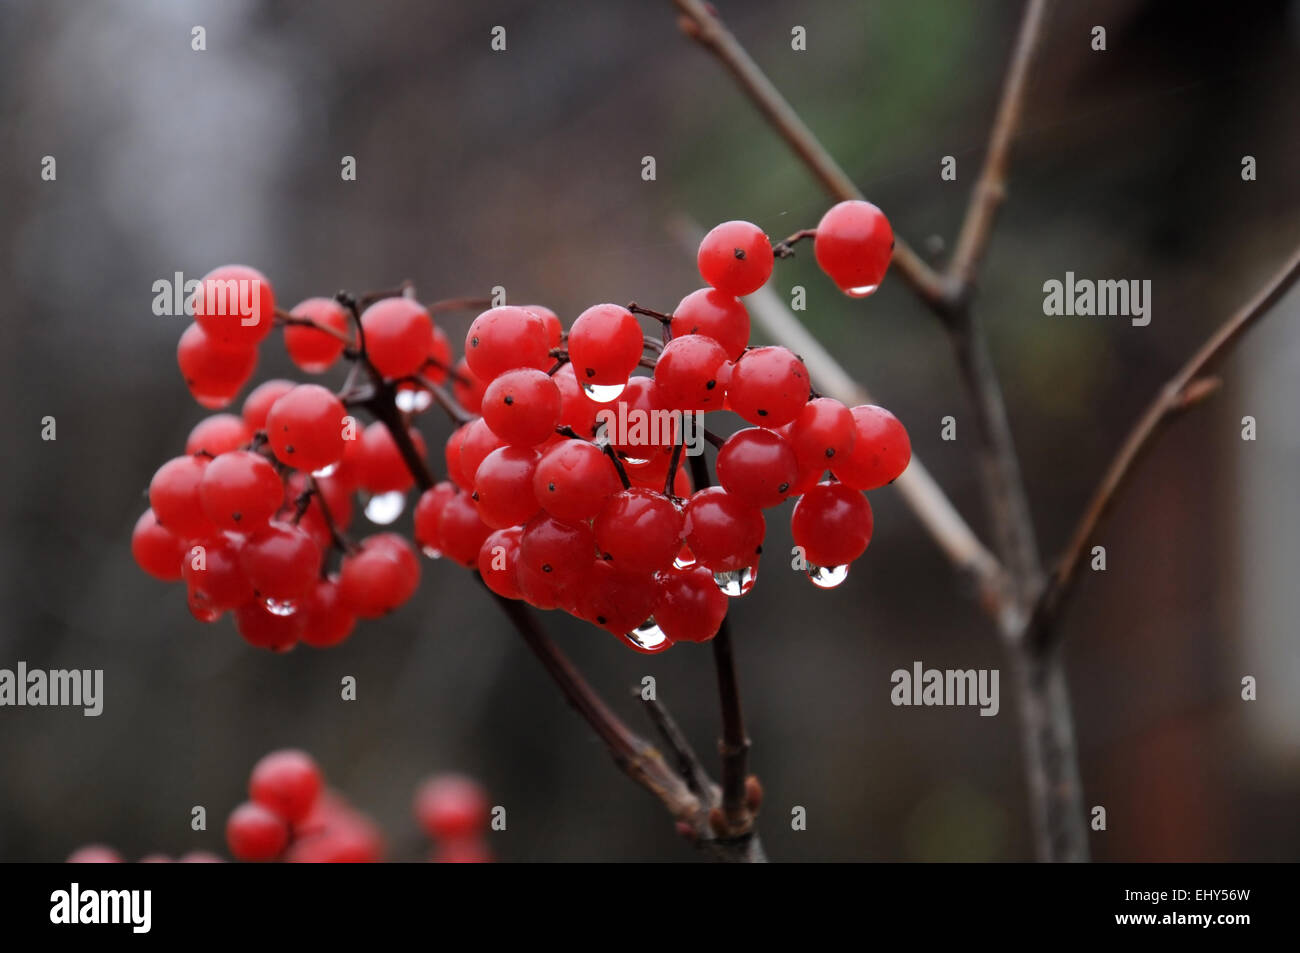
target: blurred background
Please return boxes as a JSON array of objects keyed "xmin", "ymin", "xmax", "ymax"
[{"xmin": 1, "ymin": 0, "xmax": 1298, "ymax": 862}]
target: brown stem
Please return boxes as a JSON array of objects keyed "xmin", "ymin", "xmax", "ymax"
[
  {"xmin": 671, "ymin": 0, "xmax": 947, "ymax": 310},
  {"xmin": 1028, "ymin": 245, "xmax": 1300, "ymax": 649}
]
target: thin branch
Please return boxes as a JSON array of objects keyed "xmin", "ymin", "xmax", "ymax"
[
  {"xmin": 640, "ymin": 692, "xmax": 717, "ymax": 801},
  {"xmin": 428, "ymin": 295, "xmax": 493, "ymax": 315},
  {"xmin": 947, "ymin": 0, "xmax": 1049, "ymax": 300},
  {"xmin": 671, "ymin": 0, "xmax": 948, "ymax": 310},
  {"xmin": 1028, "ymin": 245, "xmax": 1300, "ymax": 649}
]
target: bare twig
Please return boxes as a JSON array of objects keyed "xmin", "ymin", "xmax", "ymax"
[
  {"xmin": 671, "ymin": 0, "xmax": 948, "ymax": 311},
  {"xmin": 1028, "ymin": 246, "xmax": 1300, "ymax": 649}
]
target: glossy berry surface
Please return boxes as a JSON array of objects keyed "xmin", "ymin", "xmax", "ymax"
[
  {"xmin": 199, "ymin": 450, "xmax": 283, "ymax": 530},
  {"xmin": 716, "ymin": 428, "xmax": 799, "ymax": 509},
  {"xmin": 653, "ymin": 565, "xmax": 729, "ymax": 643},
  {"xmin": 360, "ymin": 298, "xmax": 435, "ymax": 379},
  {"xmin": 683, "ymin": 487, "xmax": 765, "ymax": 572},
  {"xmin": 670, "ymin": 288, "xmax": 750, "ymax": 360},
  {"xmin": 265, "ymin": 383, "xmax": 348, "ymax": 473},
  {"xmin": 226, "ymin": 801, "xmax": 290, "ymax": 861},
  {"xmin": 791, "ymin": 482, "xmax": 874, "ymax": 567},
  {"xmin": 465, "ymin": 306, "xmax": 551, "ymax": 380},
  {"xmin": 414, "ymin": 774, "xmax": 490, "ymax": 840},
  {"xmin": 594, "ymin": 488, "xmax": 683, "ymax": 573},
  {"xmin": 192, "ymin": 264, "xmax": 276, "ymax": 350},
  {"xmin": 481, "ymin": 368, "xmax": 561, "ymax": 447},
  {"xmin": 285, "ymin": 297, "xmax": 351, "ymax": 373},
  {"xmin": 568, "ymin": 304, "xmax": 643, "ymax": 386},
  {"xmin": 697, "ymin": 220, "xmax": 775, "ymax": 297},
  {"xmin": 832, "ymin": 405, "xmax": 912, "ymax": 490},
  {"xmin": 249, "ymin": 749, "xmax": 323, "ymax": 823},
  {"xmin": 813, "ymin": 200, "xmax": 894, "ymax": 297}
]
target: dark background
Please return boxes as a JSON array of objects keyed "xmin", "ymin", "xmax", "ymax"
[{"xmin": 1, "ymin": 0, "xmax": 1298, "ymax": 862}]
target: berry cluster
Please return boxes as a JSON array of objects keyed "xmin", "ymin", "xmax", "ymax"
[
  {"xmin": 225, "ymin": 749, "xmax": 383, "ymax": 862},
  {"xmin": 133, "ymin": 200, "xmax": 907, "ymax": 655}
]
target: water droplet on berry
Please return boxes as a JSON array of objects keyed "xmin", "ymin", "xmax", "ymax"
[
  {"xmin": 311, "ymin": 462, "xmax": 339, "ymax": 478},
  {"xmin": 713, "ymin": 565, "xmax": 758, "ymax": 597},
  {"xmin": 583, "ymin": 382, "xmax": 626, "ymax": 403},
  {"xmin": 620, "ymin": 453, "xmax": 651, "ymax": 466},
  {"xmin": 395, "ymin": 388, "xmax": 433, "ymax": 413},
  {"xmin": 845, "ymin": 284, "xmax": 879, "ymax": 298},
  {"xmin": 263, "ymin": 597, "xmax": 299, "ymax": 617},
  {"xmin": 420, "ymin": 545, "xmax": 444, "ymax": 560},
  {"xmin": 673, "ymin": 547, "xmax": 696, "ymax": 569},
  {"xmin": 806, "ymin": 563, "xmax": 849, "ymax": 589},
  {"xmin": 620, "ymin": 619, "xmax": 673, "ymax": 654},
  {"xmin": 364, "ymin": 490, "xmax": 406, "ymax": 525}
]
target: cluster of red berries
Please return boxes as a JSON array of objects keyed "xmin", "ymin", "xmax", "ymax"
[
  {"xmin": 413, "ymin": 773, "xmax": 493, "ymax": 863},
  {"xmin": 225, "ymin": 749, "xmax": 383, "ymax": 862},
  {"xmin": 133, "ymin": 200, "xmax": 906, "ymax": 654},
  {"xmin": 67, "ymin": 846, "xmax": 222, "ymax": 863}
]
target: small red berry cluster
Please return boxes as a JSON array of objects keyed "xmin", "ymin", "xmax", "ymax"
[
  {"xmin": 133, "ymin": 199, "xmax": 907, "ymax": 653},
  {"xmin": 225, "ymin": 749, "xmax": 384, "ymax": 862},
  {"xmin": 413, "ymin": 773, "xmax": 493, "ymax": 863}
]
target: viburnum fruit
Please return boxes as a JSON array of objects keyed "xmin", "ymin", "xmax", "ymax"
[
  {"xmin": 472, "ymin": 446, "xmax": 542, "ymax": 529},
  {"xmin": 338, "ymin": 534, "xmax": 420, "ymax": 617},
  {"xmin": 697, "ymin": 220, "xmax": 774, "ymax": 297},
  {"xmin": 813, "ymin": 200, "xmax": 894, "ymax": 297},
  {"xmin": 226, "ymin": 801, "xmax": 290, "ymax": 861},
  {"xmin": 149, "ymin": 454, "xmax": 216, "ymax": 539},
  {"xmin": 533, "ymin": 440, "xmax": 621, "ymax": 522},
  {"xmin": 726, "ymin": 346, "xmax": 810, "ymax": 426},
  {"xmin": 832, "ymin": 405, "xmax": 912, "ymax": 490},
  {"xmin": 654, "ymin": 334, "xmax": 731, "ymax": 410},
  {"xmin": 670, "ymin": 288, "xmax": 750, "ymax": 360},
  {"xmin": 414, "ymin": 774, "xmax": 490, "ymax": 840},
  {"xmin": 177, "ymin": 322, "xmax": 257, "ymax": 410},
  {"xmin": 250, "ymin": 749, "xmax": 322, "ymax": 824},
  {"xmin": 186, "ymin": 414, "xmax": 251, "ymax": 456},
  {"xmin": 452, "ymin": 357, "xmax": 487, "ymax": 414},
  {"xmin": 593, "ymin": 488, "xmax": 683, "ymax": 573},
  {"xmin": 788, "ymin": 397, "xmax": 856, "ymax": 471},
  {"xmin": 235, "ymin": 598, "xmax": 305, "ymax": 651},
  {"xmin": 131, "ymin": 509, "xmax": 187, "ymax": 581},
  {"xmin": 239, "ymin": 520, "xmax": 321, "ymax": 601},
  {"xmin": 465, "ymin": 306, "xmax": 551, "ymax": 380},
  {"xmin": 241, "ymin": 378, "xmax": 296, "ymax": 431},
  {"xmin": 359, "ymin": 297, "xmax": 435, "ymax": 379},
  {"xmin": 567, "ymin": 304, "xmax": 643, "ymax": 387},
  {"xmin": 413, "ymin": 481, "xmax": 459, "ymax": 557},
  {"xmin": 481, "ymin": 368, "xmax": 561, "ymax": 447},
  {"xmin": 524, "ymin": 305, "xmax": 563, "ymax": 350},
  {"xmin": 791, "ymin": 482, "xmax": 874, "ymax": 567},
  {"xmin": 653, "ymin": 565, "xmax": 729, "ymax": 643},
  {"xmin": 683, "ymin": 487, "xmax": 765, "ymax": 572},
  {"xmin": 358, "ymin": 421, "xmax": 427, "ymax": 494},
  {"xmin": 437, "ymin": 493, "xmax": 494, "ymax": 568},
  {"xmin": 519, "ymin": 514, "xmax": 596, "ymax": 588},
  {"xmin": 199, "ymin": 450, "xmax": 283, "ymax": 530},
  {"xmin": 265, "ymin": 383, "xmax": 348, "ymax": 473},
  {"xmin": 478, "ymin": 527, "xmax": 524, "ymax": 599},
  {"xmin": 716, "ymin": 428, "xmax": 799, "ymax": 509},
  {"xmin": 456, "ymin": 418, "xmax": 506, "ymax": 487},
  {"xmin": 297, "ymin": 577, "xmax": 357, "ymax": 648},
  {"xmin": 192, "ymin": 264, "xmax": 276, "ymax": 350},
  {"xmin": 184, "ymin": 534, "xmax": 254, "ymax": 612},
  {"xmin": 285, "ymin": 297, "xmax": 351, "ymax": 372}
]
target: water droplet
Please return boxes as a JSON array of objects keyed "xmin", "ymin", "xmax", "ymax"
[
  {"xmin": 620, "ymin": 619, "xmax": 673, "ymax": 654},
  {"xmin": 673, "ymin": 546, "xmax": 696, "ymax": 569},
  {"xmin": 806, "ymin": 563, "xmax": 849, "ymax": 589},
  {"xmin": 420, "ymin": 545, "xmax": 443, "ymax": 560},
  {"xmin": 263, "ymin": 597, "xmax": 298, "ymax": 617},
  {"xmin": 364, "ymin": 490, "xmax": 406, "ymax": 524},
  {"xmin": 845, "ymin": 284, "xmax": 879, "ymax": 298},
  {"xmin": 395, "ymin": 388, "xmax": 433, "ymax": 413},
  {"xmin": 311, "ymin": 462, "xmax": 339, "ymax": 478},
  {"xmin": 583, "ymin": 382, "xmax": 626, "ymax": 403},
  {"xmin": 713, "ymin": 565, "xmax": 758, "ymax": 597},
  {"xmin": 620, "ymin": 453, "xmax": 651, "ymax": 466}
]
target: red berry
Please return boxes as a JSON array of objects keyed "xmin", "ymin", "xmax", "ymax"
[
  {"xmin": 452, "ymin": 358, "xmax": 487, "ymax": 414},
  {"xmin": 177, "ymin": 323, "xmax": 257, "ymax": 410},
  {"xmin": 593, "ymin": 488, "xmax": 683, "ymax": 573},
  {"xmin": 670, "ymin": 288, "xmax": 751, "ymax": 360},
  {"xmin": 149, "ymin": 454, "xmax": 216, "ymax": 539},
  {"xmin": 683, "ymin": 487, "xmax": 765, "ymax": 572},
  {"xmin": 199, "ymin": 450, "xmax": 283, "ymax": 531},
  {"xmin": 266, "ymin": 384, "xmax": 348, "ymax": 473},
  {"xmin": 533, "ymin": 440, "xmax": 621, "ymax": 522},
  {"xmin": 358, "ymin": 421, "xmax": 426, "ymax": 493},
  {"xmin": 414, "ymin": 774, "xmax": 490, "ymax": 840},
  {"xmin": 697, "ymin": 220, "xmax": 774, "ymax": 297},
  {"xmin": 421, "ymin": 324, "xmax": 454, "ymax": 384},
  {"xmin": 413, "ymin": 481, "xmax": 459, "ymax": 556},
  {"xmin": 813, "ymin": 200, "xmax": 894, "ymax": 296},
  {"xmin": 285, "ymin": 297, "xmax": 351, "ymax": 372},
  {"xmin": 250, "ymin": 749, "xmax": 323, "ymax": 823},
  {"xmin": 478, "ymin": 527, "xmax": 524, "ymax": 600},
  {"xmin": 473, "ymin": 446, "xmax": 542, "ymax": 529},
  {"xmin": 240, "ymin": 521, "xmax": 321, "ymax": 601},
  {"xmin": 241, "ymin": 378, "xmax": 296, "ymax": 432},
  {"xmin": 456, "ymin": 418, "xmax": 505, "ymax": 487},
  {"xmin": 568, "ymin": 304, "xmax": 643, "ymax": 387},
  {"xmin": 183, "ymin": 534, "xmax": 254, "ymax": 611},
  {"xmin": 481, "ymin": 368, "xmax": 561, "ymax": 447},
  {"xmin": 234, "ymin": 599, "xmax": 304, "ymax": 651},
  {"xmin": 436, "ymin": 492, "xmax": 494, "ymax": 568},
  {"xmin": 519, "ymin": 514, "xmax": 596, "ymax": 588},
  {"xmin": 831, "ymin": 405, "xmax": 911, "ymax": 490},
  {"xmin": 789, "ymin": 397, "xmax": 856, "ymax": 471},
  {"xmin": 186, "ymin": 414, "xmax": 251, "ymax": 456},
  {"xmin": 131, "ymin": 509, "xmax": 187, "ymax": 581},
  {"xmin": 192, "ymin": 264, "xmax": 275, "ymax": 350},
  {"xmin": 654, "ymin": 335, "xmax": 730, "ymax": 410},
  {"xmin": 653, "ymin": 566, "xmax": 728, "ymax": 643},
  {"xmin": 716, "ymin": 428, "xmax": 799, "ymax": 509},
  {"xmin": 524, "ymin": 305, "xmax": 563, "ymax": 349},
  {"xmin": 726, "ymin": 347, "xmax": 810, "ymax": 426},
  {"xmin": 574, "ymin": 562, "xmax": 658, "ymax": 636},
  {"xmin": 226, "ymin": 801, "xmax": 289, "ymax": 861},
  {"xmin": 360, "ymin": 298, "xmax": 434, "ymax": 379},
  {"xmin": 338, "ymin": 535, "xmax": 420, "ymax": 617},
  {"xmin": 298, "ymin": 577, "xmax": 357, "ymax": 648},
  {"xmin": 465, "ymin": 306, "xmax": 551, "ymax": 380},
  {"xmin": 552, "ymin": 363, "xmax": 602, "ymax": 438},
  {"xmin": 791, "ymin": 482, "xmax": 874, "ymax": 566}
]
